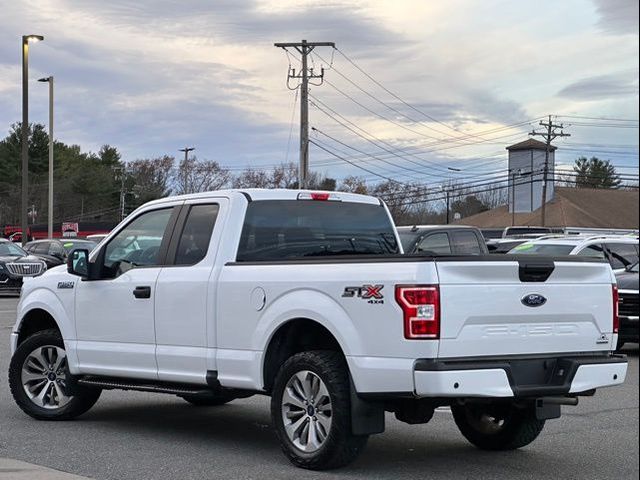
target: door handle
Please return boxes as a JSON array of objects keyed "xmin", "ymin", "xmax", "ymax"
[{"xmin": 133, "ymin": 286, "xmax": 151, "ymax": 299}]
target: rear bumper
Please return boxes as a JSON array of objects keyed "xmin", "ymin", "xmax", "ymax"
[{"xmin": 413, "ymin": 354, "xmax": 628, "ymax": 398}]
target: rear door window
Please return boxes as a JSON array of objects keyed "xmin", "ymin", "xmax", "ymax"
[
  {"xmin": 451, "ymin": 230, "xmax": 483, "ymax": 255},
  {"xmin": 416, "ymin": 233, "xmax": 452, "ymax": 254},
  {"xmin": 34, "ymin": 242, "xmax": 50, "ymax": 255},
  {"xmin": 236, "ymin": 200, "xmax": 398, "ymax": 261},
  {"xmin": 605, "ymin": 243, "xmax": 639, "ymax": 269},
  {"xmin": 576, "ymin": 244, "xmax": 606, "ymax": 260},
  {"xmin": 174, "ymin": 204, "xmax": 219, "ymax": 265}
]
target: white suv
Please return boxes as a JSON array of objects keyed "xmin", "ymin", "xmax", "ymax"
[{"xmin": 509, "ymin": 235, "xmax": 639, "ymax": 273}]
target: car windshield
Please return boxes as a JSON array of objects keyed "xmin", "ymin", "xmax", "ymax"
[
  {"xmin": 627, "ymin": 262, "xmax": 639, "ymax": 273},
  {"xmin": 0, "ymin": 242, "xmax": 27, "ymax": 257},
  {"xmin": 61, "ymin": 240, "xmax": 97, "ymax": 253},
  {"xmin": 508, "ymin": 243, "xmax": 575, "ymax": 255}
]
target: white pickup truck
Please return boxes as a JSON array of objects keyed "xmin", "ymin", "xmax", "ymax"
[{"xmin": 9, "ymin": 189, "xmax": 628, "ymax": 470}]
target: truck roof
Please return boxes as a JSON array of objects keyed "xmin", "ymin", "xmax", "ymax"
[{"xmin": 141, "ymin": 189, "xmax": 381, "ymax": 207}]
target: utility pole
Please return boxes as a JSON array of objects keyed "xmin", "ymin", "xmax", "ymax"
[
  {"xmin": 119, "ymin": 172, "xmax": 126, "ymax": 221},
  {"xmin": 530, "ymin": 115, "xmax": 570, "ymax": 226},
  {"xmin": 274, "ymin": 40, "xmax": 335, "ymax": 189},
  {"xmin": 179, "ymin": 147, "xmax": 195, "ymax": 164},
  {"xmin": 116, "ymin": 166, "xmax": 131, "ymax": 222},
  {"xmin": 441, "ymin": 186, "xmax": 451, "ymax": 224}
]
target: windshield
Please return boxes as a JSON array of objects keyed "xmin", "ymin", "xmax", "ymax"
[
  {"xmin": 628, "ymin": 262, "xmax": 639, "ymax": 273},
  {"xmin": 237, "ymin": 200, "xmax": 399, "ymax": 261},
  {"xmin": 0, "ymin": 242, "xmax": 27, "ymax": 257},
  {"xmin": 508, "ymin": 243, "xmax": 575, "ymax": 255}
]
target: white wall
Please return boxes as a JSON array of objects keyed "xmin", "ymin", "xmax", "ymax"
[{"xmin": 508, "ymin": 149, "xmax": 554, "ymax": 213}]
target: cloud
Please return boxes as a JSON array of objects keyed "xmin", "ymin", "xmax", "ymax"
[
  {"xmin": 0, "ymin": 0, "xmax": 637, "ymax": 181},
  {"xmin": 593, "ymin": 0, "xmax": 639, "ymax": 34},
  {"xmin": 558, "ymin": 72, "xmax": 639, "ymax": 100}
]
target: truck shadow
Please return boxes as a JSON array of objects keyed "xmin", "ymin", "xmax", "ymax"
[{"xmin": 77, "ymin": 397, "xmax": 559, "ymax": 478}]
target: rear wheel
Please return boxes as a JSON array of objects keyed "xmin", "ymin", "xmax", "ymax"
[
  {"xmin": 271, "ymin": 350, "xmax": 368, "ymax": 470},
  {"xmin": 9, "ymin": 329, "xmax": 101, "ymax": 420},
  {"xmin": 451, "ymin": 402, "xmax": 545, "ymax": 451}
]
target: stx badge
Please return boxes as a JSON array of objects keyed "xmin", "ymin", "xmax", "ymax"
[
  {"xmin": 57, "ymin": 281, "xmax": 75, "ymax": 289},
  {"xmin": 342, "ymin": 284, "xmax": 384, "ymax": 304}
]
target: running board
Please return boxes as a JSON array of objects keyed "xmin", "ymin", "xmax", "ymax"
[{"xmin": 77, "ymin": 376, "xmax": 212, "ymax": 396}]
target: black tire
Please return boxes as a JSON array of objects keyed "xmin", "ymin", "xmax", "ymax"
[
  {"xmin": 451, "ymin": 402, "xmax": 545, "ymax": 451},
  {"xmin": 616, "ymin": 339, "xmax": 625, "ymax": 351},
  {"xmin": 180, "ymin": 392, "xmax": 238, "ymax": 406},
  {"xmin": 9, "ymin": 329, "xmax": 101, "ymax": 421},
  {"xmin": 270, "ymin": 350, "xmax": 368, "ymax": 470}
]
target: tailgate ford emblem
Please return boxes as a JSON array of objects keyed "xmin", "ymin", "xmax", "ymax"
[{"xmin": 521, "ymin": 293, "xmax": 547, "ymax": 307}]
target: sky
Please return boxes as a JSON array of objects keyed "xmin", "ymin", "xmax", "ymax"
[{"xmin": 0, "ymin": 0, "xmax": 638, "ymax": 186}]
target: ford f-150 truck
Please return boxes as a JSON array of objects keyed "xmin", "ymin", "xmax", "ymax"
[{"xmin": 9, "ymin": 189, "xmax": 628, "ymax": 470}]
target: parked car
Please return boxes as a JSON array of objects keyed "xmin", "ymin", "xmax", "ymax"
[
  {"xmin": 24, "ymin": 239, "xmax": 97, "ymax": 269},
  {"xmin": 508, "ymin": 235, "xmax": 640, "ymax": 273},
  {"xmin": 397, "ymin": 225, "xmax": 488, "ymax": 255},
  {"xmin": 85, "ymin": 233, "xmax": 109, "ymax": 243},
  {"xmin": 615, "ymin": 262, "xmax": 639, "ymax": 350},
  {"xmin": 480, "ymin": 228, "xmax": 504, "ymax": 240},
  {"xmin": 0, "ymin": 239, "xmax": 47, "ymax": 295},
  {"xmin": 9, "ymin": 189, "xmax": 627, "ymax": 470},
  {"xmin": 486, "ymin": 238, "xmax": 530, "ymax": 254},
  {"xmin": 502, "ymin": 226, "xmax": 558, "ymax": 238}
]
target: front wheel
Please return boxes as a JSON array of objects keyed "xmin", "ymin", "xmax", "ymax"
[
  {"xmin": 271, "ymin": 351, "xmax": 368, "ymax": 470},
  {"xmin": 9, "ymin": 329, "xmax": 101, "ymax": 421},
  {"xmin": 451, "ymin": 402, "xmax": 545, "ymax": 451}
]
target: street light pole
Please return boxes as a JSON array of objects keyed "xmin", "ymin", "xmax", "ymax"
[
  {"xmin": 20, "ymin": 34, "xmax": 44, "ymax": 245},
  {"xmin": 38, "ymin": 76, "xmax": 53, "ymax": 238}
]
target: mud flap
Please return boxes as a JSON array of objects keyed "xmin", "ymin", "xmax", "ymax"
[{"xmin": 350, "ymin": 378, "xmax": 385, "ymax": 435}]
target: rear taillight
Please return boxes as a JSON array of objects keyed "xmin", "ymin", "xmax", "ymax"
[
  {"xmin": 612, "ymin": 284, "xmax": 619, "ymax": 334},
  {"xmin": 395, "ymin": 285, "xmax": 440, "ymax": 339}
]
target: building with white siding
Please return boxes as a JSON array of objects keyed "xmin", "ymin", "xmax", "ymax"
[{"xmin": 506, "ymin": 138, "xmax": 557, "ymax": 213}]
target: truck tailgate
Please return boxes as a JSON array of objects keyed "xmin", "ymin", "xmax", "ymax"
[{"xmin": 436, "ymin": 259, "xmax": 616, "ymax": 358}]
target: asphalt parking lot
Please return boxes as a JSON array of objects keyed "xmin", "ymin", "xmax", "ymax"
[{"xmin": 0, "ymin": 296, "xmax": 637, "ymax": 480}]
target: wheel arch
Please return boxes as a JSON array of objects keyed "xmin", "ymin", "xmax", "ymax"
[
  {"xmin": 17, "ymin": 308, "xmax": 61, "ymax": 345},
  {"xmin": 262, "ymin": 318, "xmax": 345, "ymax": 394}
]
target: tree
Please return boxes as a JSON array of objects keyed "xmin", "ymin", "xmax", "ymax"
[
  {"xmin": 127, "ymin": 156, "xmax": 174, "ymax": 207},
  {"xmin": 450, "ymin": 195, "xmax": 489, "ymax": 219},
  {"xmin": 175, "ymin": 157, "xmax": 230, "ymax": 194},
  {"xmin": 338, "ymin": 176, "xmax": 369, "ymax": 195},
  {"xmin": 573, "ymin": 156, "xmax": 621, "ymax": 189}
]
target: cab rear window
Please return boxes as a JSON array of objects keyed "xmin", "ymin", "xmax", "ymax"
[{"xmin": 236, "ymin": 200, "xmax": 399, "ymax": 261}]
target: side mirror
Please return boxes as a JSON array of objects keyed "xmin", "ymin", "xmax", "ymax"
[{"xmin": 67, "ymin": 249, "xmax": 89, "ymax": 278}]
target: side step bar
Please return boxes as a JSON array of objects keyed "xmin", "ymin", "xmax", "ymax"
[{"xmin": 77, "ymin": 376, "xmax": 212, "ymax": 396}]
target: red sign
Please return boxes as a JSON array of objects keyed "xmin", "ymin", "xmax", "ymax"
[{"xmin": 62, "ymin": 222, "xmax": 79, "ymax": 237}]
